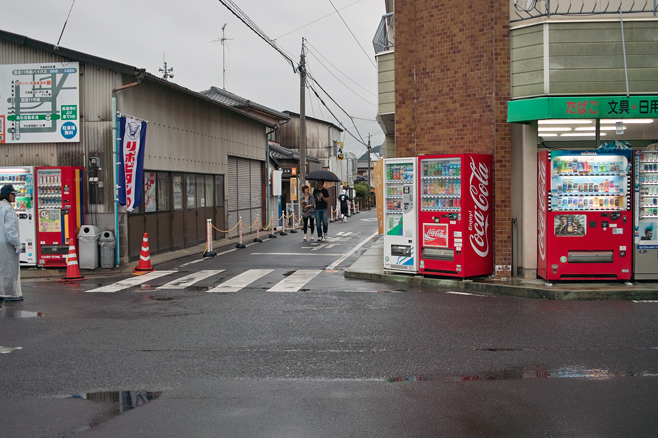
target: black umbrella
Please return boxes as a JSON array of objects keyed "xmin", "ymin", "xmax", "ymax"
[{"xmin": 305, "ymin": 169, "xmax": 341, "ymax": 182}]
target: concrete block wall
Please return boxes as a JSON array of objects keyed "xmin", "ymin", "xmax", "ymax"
[{"xmin": 395, "ymin": 0, "xmax": 512, "ymax": 278}]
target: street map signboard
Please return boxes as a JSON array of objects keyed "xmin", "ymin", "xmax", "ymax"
[{"xmin": 0, "ymin": 62, "xmax": 80, "ymax": 144}]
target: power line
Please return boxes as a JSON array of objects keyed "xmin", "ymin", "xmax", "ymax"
[
  {"xmin": 307, "ymin": 80, "xmax": 367, "ymax": 147},
  {"xmin": 306, "ymin": 40, "xmax": 376, "ymax": 97},
  {"xmin": 273, "ymin": 0, "xmax": 364, "ymax": 41},
  {"xmin": 217, "ymin": 0, "xmax": 298, "ymax": 72},
  {"xmin": 327, "ymin": 0, "xmax": 377, "ymax": 69},
  {"xmin": 305, "ymin": 47, "xmax": 376, "ymax": 107}
]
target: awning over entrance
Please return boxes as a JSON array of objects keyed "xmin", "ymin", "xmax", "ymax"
[{"xmin": 508, "ymin": 96, "xmax": 658, "ymax": 123}]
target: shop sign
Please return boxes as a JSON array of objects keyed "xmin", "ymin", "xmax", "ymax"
[
  {"xmin": 508, "ymin": 96, "xmax": 658, "ymax": 123},
  {"xmin": 281, "ymin": 167, "xmax": 297, "ymax": 177},
  {"xmin": 0, "ymin": 62, "xmax": 80, "ymax": 143}
]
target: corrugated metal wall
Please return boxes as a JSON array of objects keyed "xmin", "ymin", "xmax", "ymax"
[{"xmin": 512, "ymin": 21, "xmax": 658, "ymax": 99}]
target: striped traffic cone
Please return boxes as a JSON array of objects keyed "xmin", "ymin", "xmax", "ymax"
[
  {"xmin": 134, "ymin": 233, "xmax": 155, "ymax": 273},
  {"xmin": 60, "ymin": 235, "xmax": 86, "ymax": 282}
]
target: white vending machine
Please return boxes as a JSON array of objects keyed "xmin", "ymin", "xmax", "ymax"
[
  {"xmin": 0, "ymin": 166, "xmax": 37, "ymax": 266},
  {"xmin": 383, "ymin": 158, "xmax": 418, "ymax": 273}
]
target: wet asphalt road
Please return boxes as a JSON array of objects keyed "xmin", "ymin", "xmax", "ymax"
[{"xmin": 2, "ymin": 210, "xmax": 658, "ymax": 437}]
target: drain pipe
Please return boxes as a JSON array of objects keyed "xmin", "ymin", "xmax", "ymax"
[
  {"xmin": 265, "ymin": 125, "xmax": 277, "ymax": 226},
  {"xmin": 512, "ymin": 218, "xmax": 518, "ymax": 277},
  {"xmin": 111, "ymin": 74, "xmax": 144, "ymax": 267}
]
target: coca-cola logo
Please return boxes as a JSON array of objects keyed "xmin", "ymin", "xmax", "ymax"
[
  {"xmin": 538, "ymin": 159, "xmax": 547, "ymax": 260},
  {"xmin": 425, "ymin": 228, "xmax": 446, "ymax": 239},
  {"xmin": 469, "ymin": 157, "xmax": 490, "ymax": 257}
]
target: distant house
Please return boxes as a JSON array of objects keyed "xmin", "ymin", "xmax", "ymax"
[{"xmin": 356, "ymin": 144, "xmax": 383, "ymax": 186}]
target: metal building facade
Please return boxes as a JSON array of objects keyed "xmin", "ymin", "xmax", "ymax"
[{"xmin": 0, "ymin": 30, "xmax": 272, "ymax": 265}]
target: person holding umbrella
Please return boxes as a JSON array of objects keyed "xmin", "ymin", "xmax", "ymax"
[
  {"xmin": 313, "ymin": 180, "xmax": 330, "ymax": 241},
  {"xmin": 0, "ymin": 184, "xmax": 23, "ymax": 301},
  {"xmin": 305, "ymin": 170, "xmax": 340, "ymax": 242}
]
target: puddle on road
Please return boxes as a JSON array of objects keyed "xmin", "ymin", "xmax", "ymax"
[
  {"xmin": 146, "ymin": 296, "xmax": 176, "ymax": 301},
  {"xmin": 54, "ymin": 390, "xmax": 161, "ymax": 430},
  {"xmin": 387, "ymin": 365, "xmax": 658, "ymax": 383},
  {"xmin": 0, "ymin": 346, "xmax": 22, "ymax": 354},
  {"xmin": 0, "ymin": 309, "xmax": 44, "ymax": 318}
]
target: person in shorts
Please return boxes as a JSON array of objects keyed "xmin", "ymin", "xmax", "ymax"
[{"xmin": 338, "ymin": 189, "xmax": 351, "ymax": 222}]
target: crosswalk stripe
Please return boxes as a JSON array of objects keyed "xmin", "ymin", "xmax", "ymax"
[
  {"xmin": 267, "ymin": 270, "xmax": 321, "ymax": 293},
  {"xmin": 86, "ymin": 271, "xmax": 177, "ymax": 293},
  {"xmin": 207, "ymin": 269, "xmax": 273, "ymax": 293},
  {"xmin": 157, "ymin": 270, "xmax": 225, "ymax": 290}
]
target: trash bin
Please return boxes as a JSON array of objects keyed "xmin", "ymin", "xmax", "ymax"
[
  {"xmin": 99, "ymin": 231, "xmax": 116, "ymax": 269},
  {"xmin": 77, "ymin": 225, "xmax": 101, "ymax": 270}
]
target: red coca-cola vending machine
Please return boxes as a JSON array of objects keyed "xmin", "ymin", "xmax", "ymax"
[
  {"xmin": 35, "ymin": 166, "xmax": 85, "ymax": 267},
  {"xmin": 537, "ymin": 149, "xmax": 632, "ymax": 281},
  {"xmin": 417, "ymin": 154, "xmax": 493, "ymax": 277}
]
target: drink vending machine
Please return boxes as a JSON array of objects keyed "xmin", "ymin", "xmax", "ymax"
[
  {"xmin": 383, "ymin": 158, "xmax": 418, "ymax": 273},
  {"xmin": 35, "ymin": 166, "xmax": 85, "ymax": 267},
  {"xmin": 633, "ymin": 145, "xmax": 658, "ymax": 279},
  {"xmin": 417, "ymin": 154, "xmax": 493, "ymax": 278},
  {"xmin": 537, "ymin": 149, "xmax": 632, "ymax": 281},
  {"xmin": 0, "ymin": 166, "xmax": 37, "ymax": 266}
]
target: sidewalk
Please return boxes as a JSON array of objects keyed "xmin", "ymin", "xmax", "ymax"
[{"xmin": 345, "ymin": 236, "xmax": 658, "ymax": 301}]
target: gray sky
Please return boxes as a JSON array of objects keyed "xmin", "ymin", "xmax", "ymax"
[{"xmin": 0, "ymin": 0, "xmax": 385, "ymax": 158}]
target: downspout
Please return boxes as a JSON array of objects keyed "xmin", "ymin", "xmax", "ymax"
[
  {"xmin": 111, "ymin": 78, "xmax": 143, "ymax": 267},
  {"xmin": 266, "ymin": 125, "xmax": 277, "ymax": 224}
]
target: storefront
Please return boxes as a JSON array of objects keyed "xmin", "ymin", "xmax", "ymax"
[
  {"xmin": 126, "ymin": 171, "xmax": 225, "ymax": 261},
  {"xmin": 508, "ymin": 95, "xmax": 658, "ymax": 279}
]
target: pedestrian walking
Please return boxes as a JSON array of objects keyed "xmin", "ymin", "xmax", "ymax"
[
  {"xmin": 313, "ymin": 180, "xmax": 330, "ymax": 241},
  {"xmin": 338, "ymin": 189, "xmax": 351, "ymax": 222},
  {"xmin": 300, "ymin": 185, "xmax": 316, "ymax": 241},
  {"xmin": 0, "ymin": 184, "xmax": 23, "ymax": 301}
]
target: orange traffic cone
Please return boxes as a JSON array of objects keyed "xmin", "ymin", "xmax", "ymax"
[
  {"xmin": 134, "ymin": 233, "xmax": 155, "ymax": 273},
  {"xmin": 60, "ymin": 236, "xmax": 86, "ymax": 282}
]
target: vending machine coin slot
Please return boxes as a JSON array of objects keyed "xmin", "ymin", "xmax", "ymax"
[
  {"xmin": 620, "ymin": 250, "xmax": 626, "ymax": 257},
  {"xmin": 402, "ymin": 184, "xmax": 413, "ymax": 212},
  {"xmin": 601, "ymin": 221, "xmax": 609, "ymax": 228},
  {"xmin": 622, "ymin": 215, "xmax": 627, "ymax": 224},
  {"xmin": 433, "ymin": 217, "xmax": 440, "ymax": 223}
]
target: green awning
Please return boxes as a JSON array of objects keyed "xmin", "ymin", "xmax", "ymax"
[{"xmin": 508, "ymin": 96, "xmax": 658, "ymax": 123}]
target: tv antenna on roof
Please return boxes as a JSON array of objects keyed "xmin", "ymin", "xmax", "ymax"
[
  {"xmin": 159, "ymin": 53, "xmax": 174, "ymax": 80},
  {"xmin": 210, "ymin": 24, "xmax": 232, "ymax": 89}
]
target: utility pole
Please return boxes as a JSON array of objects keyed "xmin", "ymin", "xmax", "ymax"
[
  {"xmin": 299, "ymin": 38, "xmax": 307, "ymax": 190},
  {"xmin": 367, "ymin": 133, "xmax": 371, "ymax": 208}
]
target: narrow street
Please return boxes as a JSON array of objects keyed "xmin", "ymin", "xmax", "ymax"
[{"xmin": 2, "ymin": 210, "xmax": 658, "ymax": 437}]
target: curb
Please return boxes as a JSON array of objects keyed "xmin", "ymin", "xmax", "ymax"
[{"xmin": 344, "ymin": 269, "xmax": 658, "ymax": 301}]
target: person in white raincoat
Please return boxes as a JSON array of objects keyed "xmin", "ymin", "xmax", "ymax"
[{"xmin": 0, "ymin": 184, "xmax": 23, "ymax": 301}]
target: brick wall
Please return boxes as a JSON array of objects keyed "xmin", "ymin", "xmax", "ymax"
[{"xmin": 395, "ymin": 0, "xmax": 512, "ymax": 278}]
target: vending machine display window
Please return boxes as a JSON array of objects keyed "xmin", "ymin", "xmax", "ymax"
[
  {"xmin": 0, "ymin": 167, "xmax": 36, "ymax": 266},
  {"xmin": 420, "ymin": 158, "xmax": 461, "ymax": 212},
  {"xmin": 550, "ymin": 155, "xmax": 630, "ymax": 212}
]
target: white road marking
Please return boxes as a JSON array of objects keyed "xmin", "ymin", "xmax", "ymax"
[
  {"xmin": 207, "ymin": 269, "xmax": 274, "ymax": 293},
  {"xmin": 326, "ymin": 232, "xmax": 378, "ymax": 270},
  {"xmin": 633, "ymin": 300, "xmax": 658, "ymax": 303},
  {"xmin": 360, "ymin": 218, "xmax": 377, "ymax": 221},
  {"xmin": 446, "ymin": 291, "xmax": 487, "ymax": 297},
  {"xmin": 250, "ymin": 252, "xmax": 344, "ymax": 256},
  {"xmin": 87, "ymin": 271, "xmax": 177, "ymax": 293},
  {"xmin": 180, "ymin": 259, "xmax": 208, "ymax": 267},
  {"xmin": 157, "ymin": 270, "xmax": 224, "ymax": 290},
  {"xmin": 268, "ymin": 270, "xmax": 321, "ymax": 292}
]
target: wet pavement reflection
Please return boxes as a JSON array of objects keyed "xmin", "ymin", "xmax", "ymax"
[
  {"xmin": 55, "ymin": 391, "xmax": 161, "ymax": 429},
  {"xmin": 387, "ymin": 365, "xmax": 658, "ymax": 382},
  {"xmin": 0, "ymin": 309, "xmax": 44, "ymax": 318}
]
